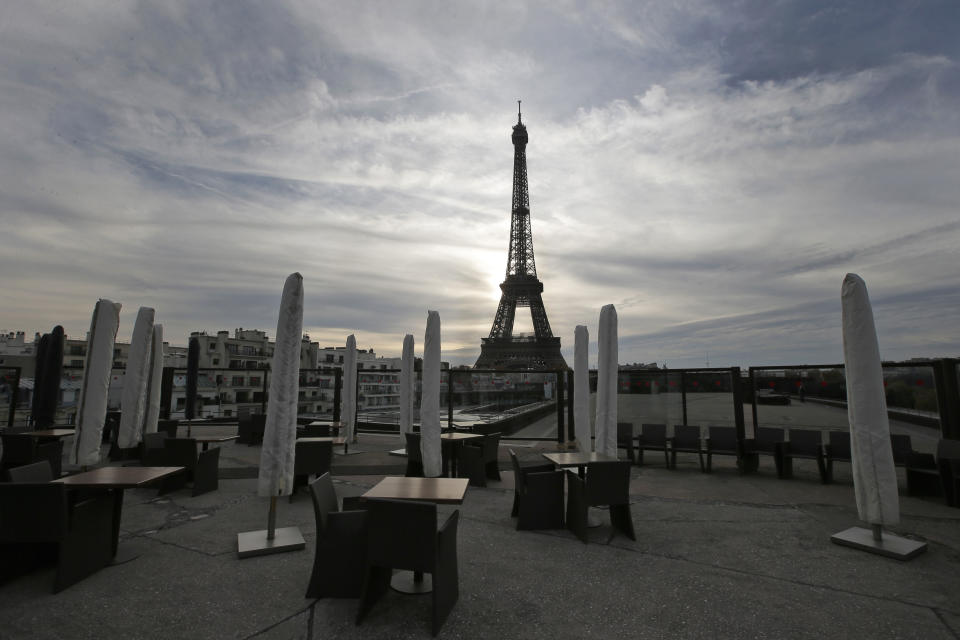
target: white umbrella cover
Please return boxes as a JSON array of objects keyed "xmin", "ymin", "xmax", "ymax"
[
  {"xmin": 70, "ymin": 299, "xmax": 121, "ymax": 466},
  {"xmin": 594, "ymin": 304, "xmax": 618, "ymax": 458},
  {"xmin": 118, "ymin": 307, "xmax": 155, "ymax": 448},
  {"xmin": 258, "ymin": 273, "xmax": 304, "ymax": 497},
  {"xmin": 841, "ymin": 273, "xmax": 899, "ymax": 526},
  {"xmin": 342, "ymin": 334, "xmax": 358, "ymax": 443},
  {"xmin": 399, "ymin": 333, "xmax": 415, "ymax": 436},
  {"xmin": 143, "ymin": 324, "xmax": 164, "ymax": 435},
  {"xmin": 573, "ymin": 325, "xmax": 591, "ymax": 452},
  {"xmin": 420, "ymin": 310, "xmax": 442, "ymax": 477}
]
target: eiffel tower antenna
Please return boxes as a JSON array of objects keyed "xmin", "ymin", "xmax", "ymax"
[{"xmin": 474, "ymin": 105, "xmax": 566, "ymax": 370}]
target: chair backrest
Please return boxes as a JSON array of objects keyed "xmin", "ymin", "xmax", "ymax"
[
  {"xmin": 937, "ymin": 438, "xmax": 960, "ymax": 461},
  {"xmin": 1, "ymin": 434, "xmax": 37, "ymax": 468},
  {"xmin": 640, "ymin": 423, "xmax": 667, "ymax": 445},
  {"xmin": 164, "ymin": 438, "xmax": 199, "ymax": 470},
  {"xmin": 508, "ymin": 449, "xmax": 523, "ymax": 484},
  {"xmin": 405, "ymin": 432, "xmax": 422, "ymax": 463},
  {"xmin": 5, "ymin": 460, "xmax": 54, "ymax": 482},
  {"xmin": 143, "ymin": 432, "xmax": 167, "ymax": 450},
  {"xmin": 301, "ymin": 424, "xmax": 331, "ymax": 438},
  {"xmin": 309, "ymin": 472, "xmax": 340, "ymax": 534},
  {"xmin": 585, "ymin": 460, "xmax": 631, "ymax": 506},
  {"xmin": 673, "ymin": 425, "xmax": 701, "ymax": 448},
  {"xmin": 295, "ymin": 440, "xmax": 333, "ymax": 476},
  {"xmin": 0, "ymin": 483, "xmax": 68, "ymax": 542},
  {"xmin": 364, "ymin": 498, "xmax": 437, "ymax": 572},
  {"xmin": 828, "ymin": 431, "xmax": 851, "ymax": 459},
  {"xmin": 708, "ymin": 426, "xmax": 738, "ymax": 449},
  {"xmin": 482, "ymin": 432, "xmax": 501, "ymax": 464},
  {"xmin": 753, "ymin": 427, "xmax": 783, "ymax": 451},
  {"xmin": 889, "ymin": 434, "xmax": 913, "ymax": 465},
  {"xmin": 35, "ymin": 440, "xmax": 63, "ymax": 476},
  {"xmin": 787, "ymin": 429, "xmax": 822, "ymax": 455},
  {"xmin": 616, "ymin": 422, "xmax": 634, "ymax": 444},
  {"xmin": 157, "ymin": 420, "xmax": 179, "ymax": 438}
]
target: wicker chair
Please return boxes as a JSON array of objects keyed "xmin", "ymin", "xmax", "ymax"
[
  {"xmin": 508, "ymin": 449, "xmax": 564, "ymax": 530},
  {"xmin": 566, "ymin": 460, "xmax": 635, "ymax": 544},
  {"xmin": 304, "ymin": 473, "xmax": 367, "ymax": 598}
]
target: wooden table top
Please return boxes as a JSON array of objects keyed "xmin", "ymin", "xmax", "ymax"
[
  {"xmin": 54, "ymin": 466, "xmax": 184, "ymax": 488},
  {"xmin": 15, "ymin": 429, "xmax": 76, "ymax": 438},
  {"xmin": 192, "ymin": 435, "xmax": 239, "ymax": 444},
  {"xmin": 361, "ymin": 477, "xmax": 469, "ymax": 504},
  {"xmin": 297, "ymin": 437, "xmax": 346, "ymax": 445},
  {"xmin": 440, "ymin": 432, "xmax": 483, "ymax": 441},
  {"xmin": 542, "ymin": 452, "xmax": 621, "ymax": 467}
]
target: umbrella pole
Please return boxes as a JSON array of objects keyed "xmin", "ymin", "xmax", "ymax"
[{"xmin": 267, "ymin": 496, "xmax": 277, "ymax": 540}]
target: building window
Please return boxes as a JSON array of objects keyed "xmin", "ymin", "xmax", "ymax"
[
  {"xmin": 325, "ymin": 354, "xmax": 334, "ymax": 363},
  {"xmin": 232, "ymin": 376, "xmax": 244, "ymax": 386},
  {"xmin": 71, "ymin": 360, "xmax": 83, "ymax": 367},
  {"xmin": 249, "ymin": 376, "xmax": 261, "ymax": 387},
  {"xmin": 209, "ymin": 343, "xmax": 216, "ymax": 350}
]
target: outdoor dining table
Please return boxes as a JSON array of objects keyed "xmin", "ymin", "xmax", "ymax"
[
  {"xmin": 296, "ymin": 436, "xmax": 346, "ymax": 445},
  {"xmin": 361, "ymin": 476, "xmax": 469, "ymax": 593},
  {"xmin": 54, "ymin": 466, "xmax": 184, "ymax": 558},
  {"xmin": 192, "ymin": 435, "xmax": 239, "ymax": 451},
  {"xmin": 440, "ymin": 432, "xmax": 483, "ymax": 478},
  {"xmin": 16, "ymin": 428, "xmax": 76, "ymax": 441},
  {"xmin": 542, "ymin": 451, "xmax": 620, "ymax": 478}
]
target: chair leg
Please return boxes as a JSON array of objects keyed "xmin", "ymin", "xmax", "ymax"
[
  {"xmin": 356, "ymin": 565, "xmax": 392, "ymax": 626},
  {"xmin": 697, "ymin": 451, "xmax": 705, "ymax": 473},
  {"xmin": 609, "ymin": 503, "xmax": 636, "ymax": 541}
]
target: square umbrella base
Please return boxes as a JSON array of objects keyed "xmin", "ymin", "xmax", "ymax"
[
  {"xmin": 237, "ymin": 526, "xmax": 305, "ymax": 558},
  {"xmin": 830, "ymin": 526, "xmax": 927, "ymax": 560}
]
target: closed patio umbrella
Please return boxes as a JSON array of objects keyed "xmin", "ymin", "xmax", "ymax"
[
  {"xmin": 342, "ymin": 335, "xmax": 358, "ymax": 445},
  {"xmin": 31, "ymin": 325, "xmax": 64, "ymax": 429},
  {"xmin": 573, "ymin": 325, "xmax": 591, "ymax": 452},
  {"xmin": 594, "ymin": 304, "xmax": 618, "ymax": 458},
  {"xmin": 118, "ymin": 307, "xmax": 154, "ymax": 449},
  {"xmin": 70, "ymin": 299, "xmax": 121, "ymax": 467},
  {"xmin": 399, "ymin": 333, "xmax": 415, "ymax": 437},
  {"xmin": 238, "ymin": 272, "xmax": 306, "ymax": 557},
  {"xmin": 831, "ymin": 273, "xmax": 926, "ymax": 559},
  {"xmin": 421, "ymin": 310, "xmax": 442, "ymax": 477},
  {"xmin": 143, "ymin": 324, "xmax": 164, "ymax": 435}
]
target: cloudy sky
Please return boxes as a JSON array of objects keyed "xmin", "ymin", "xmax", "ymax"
[{"xmin": 2, "ymin": 1, "xmax": 958, "ymax": 368}]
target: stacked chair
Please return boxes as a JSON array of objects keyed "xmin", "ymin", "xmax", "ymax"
[
  {"xmin": 159, "ymin": 438, "xmax": 220, "ymax": 496},
  {"xmin": 637, "ymin": 423, "xmax": 670, "ymax": 467},
  {"xmin": 779, "ymin": 429, "xmax": 827, "ymax": 482},
  {"xmin": 291, "ymin": 440, "xmax": 333, "ymax": 502},
  {"xmin": 669, "ymin": 425, "xmax": 704, "ymax": 471}
]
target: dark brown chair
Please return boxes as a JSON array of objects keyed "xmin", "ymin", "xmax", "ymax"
[
  {"xmin": 356, "ymin": 498, "xmax": 460, "ymax": 636},
  {"xmin": 741, "ymin": 427, "xmax": 785, "ymax": 475},
  {"xmin": 617, "ymin": 422, "xmax": 636, "ymax": 464},
  {"xmin": 481, "ymin": 432, "xmax": 502, "ymax": 481},
  {"xmin": 140, "ymin": 432, "xmax": 168, "ymax": 466},
  {"xmin": 779, "ymin": 430, "xmax": 826, "ymax": 482},
  {"xmin": 0, "ymin": 483, "xmax": 114, "ymax": 592},
  {"xmin": 457, "ymin": 432, "xmax": 502, "ymax": 487},
  {"xmin": 889, "ymin": 434, "xmax": 914, "ymax": 467},
  {"xmin": 35, "ymin": 440, "xmax": 63, "ymax": 479},
  {"xmin": 566, "ymin": 460, "xmax": 635, "ymax": 544},
  {"xmin": 405, "ymin": 432, "xmax": 424, "ymax": 477},
  {"xmin": 156, "ymin": 419, "xmax": 179, "ymax": 438},
  {"xmin": 0, "ymin": 433, "xmax": 36, "ymax": 471},
  {"xmin": 637, "ymin": 423, "xmax": 670, "ymax": 467},
  {"xmin": 824, "ymin": 431, "xmax": 852, "ymax": 483},
  {"xmin": 299, "ymin": 424, "xmax": 331, "ymax": 438},
  {"xmin": 508, "ymin": 449, "xmax": 564, "ymax": 530},
  {"xmin": 669, "ymin": 425, "xmax": 704, "ymax": 471},
  {"xmin": 936, "ymin": 439, "xmax": 960, "ymax": 507},
  {"xmin": 5, "ymin": 460, "xmax": 54, "ymax": 483},
  {"xmin": 705, "ymin": 426, "xmax": 742, "ymax": 473},
  {"xmin": 305, "ymin": 473, "xmax": 367, "ymax": 599},
  {"xmin": 161, "ymin": 438, "xmax": 219, "ymax": 496},
  {"xmin": 291, "ymin": 440, "xmax": 333, "ymax": 502}
]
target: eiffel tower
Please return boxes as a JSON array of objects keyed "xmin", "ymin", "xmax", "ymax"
[{"xmin": 475, "ymin": 103, "xmax": 567, "ymax": 370}]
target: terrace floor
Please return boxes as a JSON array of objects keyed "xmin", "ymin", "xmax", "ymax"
[{"xmin": 3, "ymin": 431, "xmax": 959, "ymax": 639}]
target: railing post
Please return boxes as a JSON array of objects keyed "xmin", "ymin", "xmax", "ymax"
[
  {"xmin": 6, "ymin": 367, "xmax": 20, "ymax": 427},
  {"xmin": 447, "ymin": 370, "xmax": 454, "ymax": 430},
  {"xmin": 933, "ymin": 358, "xmax": 960, "ymax": 439},
  {"xmin": 333, "ymin": 368, "xmax": 342, "ymax": 423},
  {"xmin": 260, "ymin": 370, "xmax": 269, "ymax": 415},
  {"xmin": 749, "ymin": 367, "xmax": 758, "ymax": 438},
  {"xmin": 680, "ymin": 370, "xmax": 688, "ymax": 426},
  {"xmin": 160, "ymin": 366, "xmax": 174, "ymax": 420},
  {"xmin": 556, "ymin": 370, "xmax": 565, "ymax": 445},
  {"xmin": 732, "ymin": 367, "xmax": 745, "ymax": 441},
  {"xmin": 567, "ymin": 369, "xmax": 575, "ymax": 442}
]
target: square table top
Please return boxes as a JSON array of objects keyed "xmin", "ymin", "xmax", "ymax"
[
  {"xmin": 15, "ymin": 429, "xmax": 76, "ymax": 438},
  {"xmin": 440, "ymin": 432, "xmax": 483, "ymax": 441},
  {"xmin": 297, "ymin": 437, "xmax": 346, "ymax": 445},
  {"xmin": 541, "ymin": 451, "xmax": 621, "ymax": 467},
  {"xmin": 361, "ymin": 476, "xmax": 469, "ymax": 504},
  {"xmin": 54, "ymin": 466, "xmax": 184, "ymax": 489},
  {"xmin": 192, "ymin": 435, "xmax": 239, "ymax": 444}
]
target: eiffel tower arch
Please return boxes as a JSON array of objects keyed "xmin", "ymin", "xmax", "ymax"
[{"xmin": 475, "ymin": 104, "xmax": 567, "ymax": 370}]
